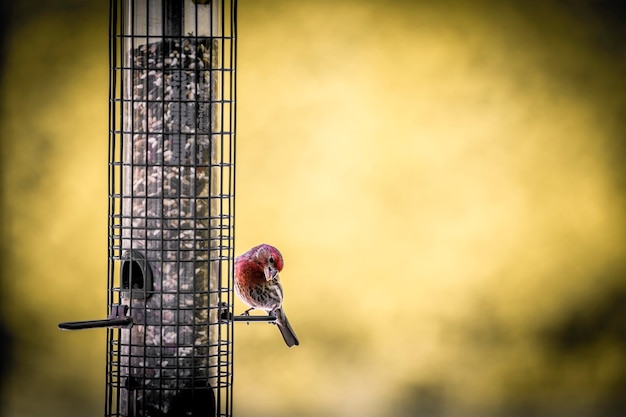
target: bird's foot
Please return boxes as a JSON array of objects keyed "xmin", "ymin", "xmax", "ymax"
[{"xmin": 240, "ymin": 308, "xmax": 254, "ymax": 324}]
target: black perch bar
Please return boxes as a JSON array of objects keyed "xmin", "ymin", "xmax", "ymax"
[
  {"xmin": 59, "ymin": 302, "xmax": 275, "ymax": 330},
  {"xmin": 218, "ymin": 302, "xmax": 277, "ymax": 322},
  {"xmin": 58, "ymin": 304, "xmax": 133, "ymax": 330}
]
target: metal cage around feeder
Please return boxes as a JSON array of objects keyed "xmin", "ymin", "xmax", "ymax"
[{"xmin": 107, "ymin": 1, "xmax": 236, "ymax": 416}]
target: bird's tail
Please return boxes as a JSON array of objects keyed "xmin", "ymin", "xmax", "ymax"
[{"xmin": 273, "ymin": 308, "xmax": 299, "ymax": 347}]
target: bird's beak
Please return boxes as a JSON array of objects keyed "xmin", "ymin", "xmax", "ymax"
[{"xmin": 264, "ymin": 265, "xmax": 278, "ymax": 281}]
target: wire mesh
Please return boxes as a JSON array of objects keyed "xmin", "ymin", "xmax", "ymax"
[{"xmin": 107, "ymin": 1, "xmax": 236, "ymax": 416}]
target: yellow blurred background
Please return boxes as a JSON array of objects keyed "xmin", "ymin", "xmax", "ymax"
[{"xmin": 1, "ymin": 1, "xmax": 626, "ymax": 416}]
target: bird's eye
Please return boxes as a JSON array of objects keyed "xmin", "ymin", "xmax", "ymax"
[{"xmin": 268, "ymin": 256, "xmax": 275, "ymax": 265}]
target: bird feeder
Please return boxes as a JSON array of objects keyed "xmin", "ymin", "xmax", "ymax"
[
  {"xmin": 60, "ymin": 1, "xmax": 237, "ymax": 416},
  {"xmin": 108, "ymin": 0, "xmax": 236, "ymax": 415}
]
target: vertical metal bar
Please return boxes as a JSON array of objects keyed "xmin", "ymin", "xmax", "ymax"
[
  {"xmin": 106, "ymin": 2, "xmax": 117, "ymax": 417},
  {"xmin": 227, "ymin": 2, "xmax": 237, "ymax": 414}
]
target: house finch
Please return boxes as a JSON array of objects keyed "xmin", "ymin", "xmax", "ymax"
[{"xmin": 234, "ymin": 244, "xmax": 300, "ymax": 347}]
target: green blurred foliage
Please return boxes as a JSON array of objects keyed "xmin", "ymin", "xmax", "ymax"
[{"xmin": 1, "ymin": 1, "xmax": 626, "ymax": 417}]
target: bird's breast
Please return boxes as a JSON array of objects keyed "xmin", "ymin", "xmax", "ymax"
[{"xmin": 234, "ymin": 260, "xmax": 266, "ymax": 286}]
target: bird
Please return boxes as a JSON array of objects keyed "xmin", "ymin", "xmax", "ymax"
[{"xmin": 234, "ymin": 244, "xmax": 300, "ymax": 347}]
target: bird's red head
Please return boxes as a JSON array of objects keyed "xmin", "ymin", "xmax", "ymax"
[{"xmin": 251, "ymin": 244, "xmax": 284, "ymax": 280}]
